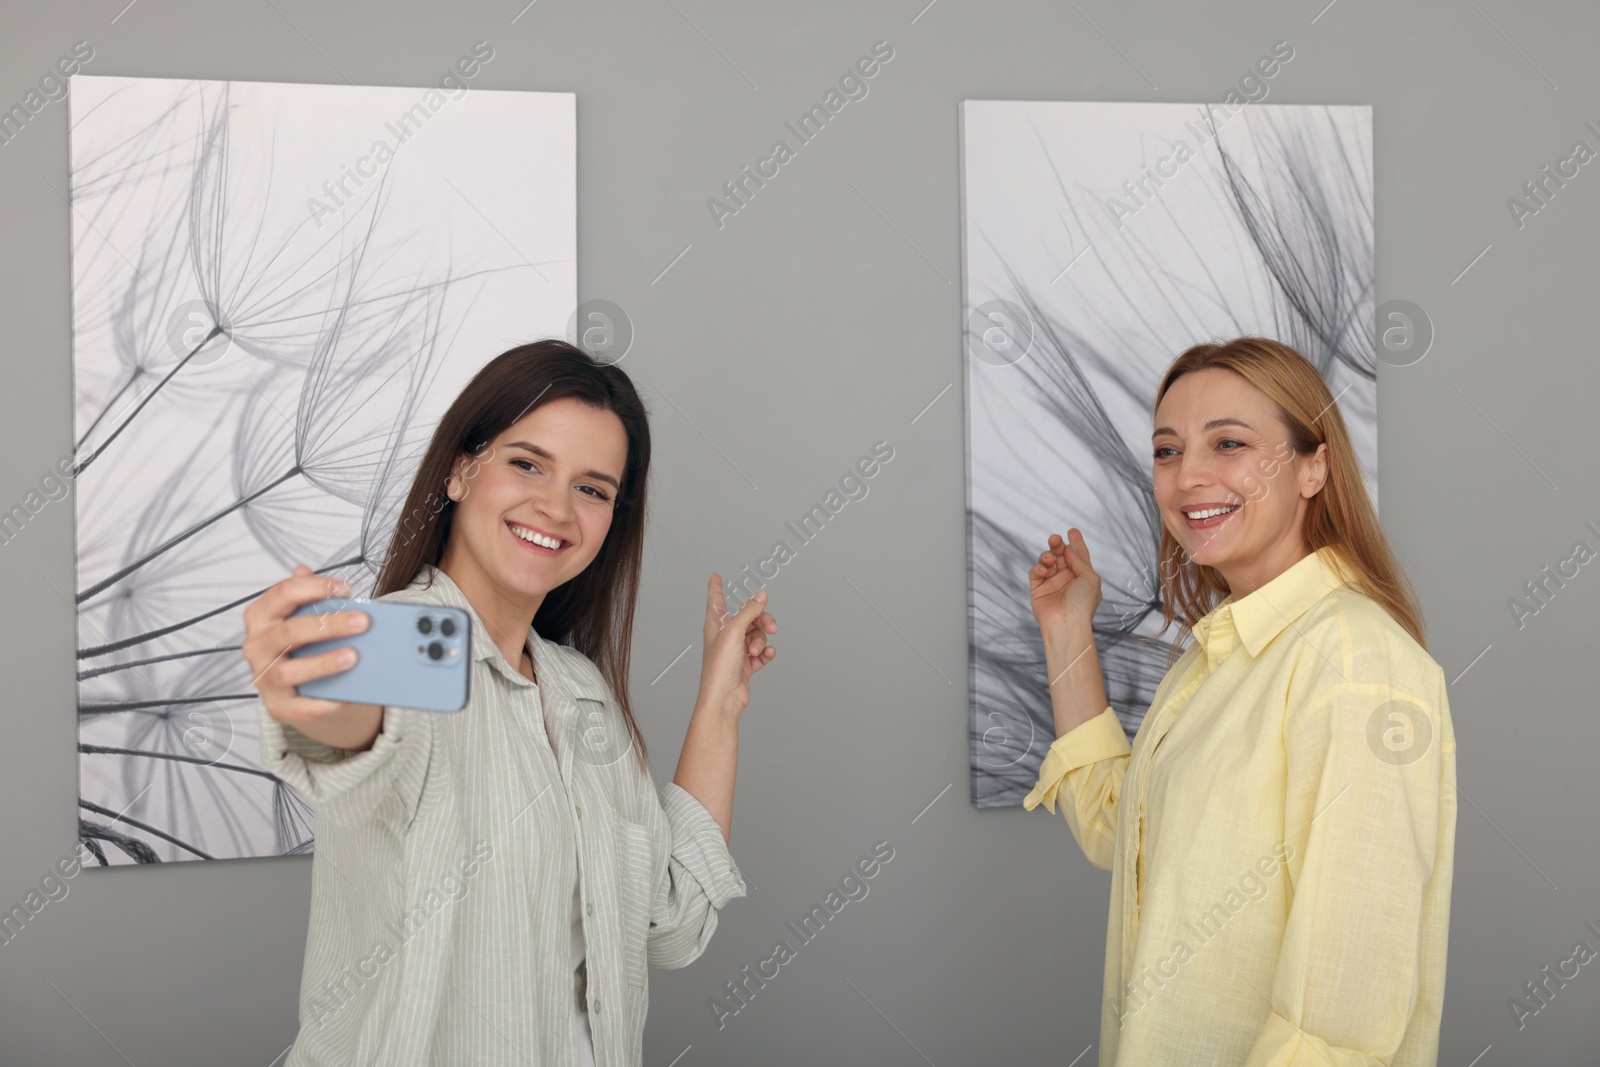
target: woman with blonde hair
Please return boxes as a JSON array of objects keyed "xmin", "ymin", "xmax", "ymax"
[{"xmin": 1025, "ymin": 336, "xmax": 1455, "ymax": 1065}]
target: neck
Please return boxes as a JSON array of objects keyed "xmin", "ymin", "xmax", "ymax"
[
  {"xmin": 436, "ymin": 544, "xmax": 543, "ymax": 670},
  {"xmin": 1219, "ymin": 536, "xmax": 1313, "ymax": 598}
]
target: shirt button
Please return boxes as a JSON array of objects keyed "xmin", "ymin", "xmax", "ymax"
[
  {"xmin": 575, "ymin": 806, "xmax": 582, "ymax": 819},
  {"xmin": 592, "ymin": 997, "xmax": 601, "ymax": 1014},
  {"xmin": 585, "ymin": 902, "xmax": 593, "ymax": 916}
]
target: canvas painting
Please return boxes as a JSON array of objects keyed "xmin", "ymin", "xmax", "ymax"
[
  {"xmin": 960, "ymin": 100, "xmax": 1377, "ymax": 807},
  {"xmin": 69, "ymin": 74, "xmax": 575, "ymax": 862}
]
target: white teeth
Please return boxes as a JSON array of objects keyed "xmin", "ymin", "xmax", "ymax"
[
  {"xmin": 510, "ymin": 523, "xmax": 563, "ymax": 550},
  {"xmin": 1184, "ymin": 505, "xmax": 1239, "ymax": 520}
]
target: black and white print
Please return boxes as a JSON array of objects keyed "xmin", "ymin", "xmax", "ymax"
[
  {"xmin": 960, "ymin": 101, "xmax": 1377, "ymax": 807},
  {"xmin": 68, "ymin": 75, "xmax": 576, "ymax": 862}
]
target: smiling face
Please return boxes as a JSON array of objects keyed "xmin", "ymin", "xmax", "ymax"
[
  {"xmin": 1152, "ymin": 367, "xmax": 1327, "ymax": 594},
  {"xmin": 441, "ymin": 396, "xmax": 630, "ymax": 608}
]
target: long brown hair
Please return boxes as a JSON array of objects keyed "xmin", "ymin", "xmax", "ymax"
[
  {"xmin": 1153, "ymin": 336, "xmax": 1427, "ymax": 650},
  {"xmin": 374, "ymin": 339, "xmax": 652, "ymax": 766}
]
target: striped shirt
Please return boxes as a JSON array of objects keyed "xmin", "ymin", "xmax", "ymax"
[{"xmin": 257, "ymin": 564, "xmax": 747, "ymax": 1066}]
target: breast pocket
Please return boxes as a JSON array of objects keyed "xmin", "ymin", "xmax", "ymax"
[{"xmin": 613, "ymin": 817, "xmax": 656, "ymax": 988}]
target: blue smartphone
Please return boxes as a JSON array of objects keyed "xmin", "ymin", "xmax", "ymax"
[{"xmin": 288, "ymin": 598, "xmax": 472, "ymax": 712}]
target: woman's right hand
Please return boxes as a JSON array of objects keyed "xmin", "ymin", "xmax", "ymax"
[
  {"xmin": 241, "ymin": 563, "xmax": 384, "ymax": 752},
  {"xmin": 1029, "ymin": 528, "xmax": 1102, "ymax": 639}
]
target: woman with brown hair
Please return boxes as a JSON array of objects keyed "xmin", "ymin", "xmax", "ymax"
[
  {"xmin": 1024, "ymin": 336, "xmax": 1455, "ymax": 1065},
  {"xmin": 241, "ymin": 339, "xmax": 777, "ymax": 1066}
]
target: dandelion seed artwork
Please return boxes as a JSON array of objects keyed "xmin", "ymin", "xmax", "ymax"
[
  {"xmin": 69, "ymin": 74, "xmax": 576, "ymax": 862},
  {"xmin": 960, "ymin": 100, "xmax": 1377, "ymax": 807}
]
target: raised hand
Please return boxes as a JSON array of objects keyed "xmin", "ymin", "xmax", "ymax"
[
  {"xmin": 698, "ymin": 574, "xmax": 778, "ymax": 722},
  {"xmin": 1029, "ymin": 527, "xmax": 1103, "ymax": 639},
  {"xmin": 241, "ymin": 563, "xmax": 384, "ymax": 751}
]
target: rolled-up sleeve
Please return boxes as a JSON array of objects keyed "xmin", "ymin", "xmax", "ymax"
[
  {"xmin": 1022, "ymin": 706, "xmax": 1132, "ymax": 870},
  {"xmin": 644, "ymin": 782, "xmax": 748, "ymax": 969},
  {"xmin": 255, "ymin": 697, "xmax": 433, "ymax": 832},
  {"xmin": 1242, "ymin": 674, "xmax": 1454, "ymax": 1067}
]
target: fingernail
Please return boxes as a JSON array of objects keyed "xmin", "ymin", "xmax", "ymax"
[
  {"xmin": 339, "ymin": 649, "xmax": 356, "ymax": 666},
  {"xmin": 333, "ymin": 580, "xmax": 351, "ymax": 595},
  {"xmin": 348, "ymin": 612, "xmax": 367, "ymax": 631},
  {"xmin": 756, "ymin": 590, "xmax": 767, "ymax": 601}
]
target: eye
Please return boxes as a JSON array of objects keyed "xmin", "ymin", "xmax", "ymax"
[
  {"xmin": 515, "ymin": 459, "xmax": 612, "ymax": 501},
  {"xmin": 1216, "ymin": 438, "xmax": 1245, "ymax": 451},
  {"xmin": 1153, "ymin": 445, "xmax": 1177, "ymax": 459}
]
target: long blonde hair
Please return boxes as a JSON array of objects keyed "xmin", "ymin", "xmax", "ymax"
[{"xmin": 1153, "ymin": 336, "xmax": 1427, "ymax": 650}]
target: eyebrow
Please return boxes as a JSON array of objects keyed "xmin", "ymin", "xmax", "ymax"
[
  {"xmin": 504, "ymin": 441, "xmax": 622, "ymax": 491},
  {"xmin": 1151, "ymin": 417, "xmax": 1256, "ymax": 441}
]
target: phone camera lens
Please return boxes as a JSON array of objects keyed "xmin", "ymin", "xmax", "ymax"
[
  {"xmin": 427, "ymin": 641, "xmax": 444, "ymax": 661},
  {"xmin": 440, "ymin": 618, "xmax": 457, "ymax": 637},
  {"xmin": 417, "ymin": 616, "xmax": 433, "ymax": 635}
]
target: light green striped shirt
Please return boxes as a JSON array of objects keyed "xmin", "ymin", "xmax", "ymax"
[{"xmin": 257, "ymin": 564, "xmax": 747, "ymax": 1066}]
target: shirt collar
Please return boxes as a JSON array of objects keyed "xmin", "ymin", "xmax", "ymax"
[
  {"xmin": 1190, "ymin": 546, "xmax": 1352, "ymax": 661},
  {"xmin": 393, "ymin": 563, "xmax": 608, "ymax": 702}
]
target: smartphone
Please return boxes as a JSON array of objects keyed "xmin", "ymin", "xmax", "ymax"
[{"xmin": 288, "ymin": 598, "xmax": 472, "ymax": 712}]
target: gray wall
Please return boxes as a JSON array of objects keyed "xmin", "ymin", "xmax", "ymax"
[{"xmin": 2, "ymin": 0, "xmax": 1597, "ymax": 1063}]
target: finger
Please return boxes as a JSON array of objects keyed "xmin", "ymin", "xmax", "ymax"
[
  {"xmin": 743, "ymin": 605, "xmax": 773, "ymax": 644},
  {"xmin": 1035, "ymin": 548, "xmax": 1066, "ymax": 579},
  {"xmin": 746, "ymin": 643, "xmax": 777, "ymax": 675},
  {"xmin": 705, "ymin": 572, "xmax": 727, "ymax": 623},
  {"xmin": 263, "ymin": 645, "xmax": 360, "ymax": 691},
  {"xmin": 247, "ymin": 608, "xmax": 363, "ymax": 686},
  {"xmin": 1067, "ymin": 527, "xmax": 1093, "ymax": 569},
  {"xmin": 732, "ymin": 588, "xmax": 767, "ymax": 623},
  {"xmin": 1031, "ymin": 570, "xmax": 1071, "ymax": 600},
  {"xmin": 247, "ymin": 565, "xmax": 309, "ymax": 631},
  {"xmin": 248, "ymin": 606, "xmax": 366, "ymax": 675},
  {"xmin": 282, "ymin": 609, "xmax": 369, "ymax": 649},
  {"xmin": 709, "ymin": 586, "xmax": 762, "ymax": 636},
  {"xmin": 257, "ymin": 569, "xmax": 354, "ymax": 630},
  {"xmin": 722, "ymin": 588, "xmax": 767, "ymax": 632}
]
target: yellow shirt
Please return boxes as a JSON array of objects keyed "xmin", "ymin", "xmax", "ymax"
[{"xmin": 1024, "ymin": 546, "xmax": 1456, "ymax": 1066}]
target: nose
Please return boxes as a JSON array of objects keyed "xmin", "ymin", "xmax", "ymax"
[
  {"xmin": 1175, "ymin": 446, "xmax": 1213, "ymax": 492},
  {"xmin": 529, "ymin": 478, "xmax": 575, "ymax": 526}
]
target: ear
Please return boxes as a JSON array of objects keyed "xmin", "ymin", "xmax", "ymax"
[
  {"xmin": 447, "ymin": 451, "xmax": 478, "ymax": 499},
  {"xmin": 1299, "ymin": 442, "xmax": 1329, "ymax": 499}
]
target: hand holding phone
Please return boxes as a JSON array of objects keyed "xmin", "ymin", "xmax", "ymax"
[
  {"xmin": 242, "ymin": 565, "xmax": 388, "ymax": 752},
  {"xmin": 289, "ymin": 595, "xmax": 470, "ymax": 713}
]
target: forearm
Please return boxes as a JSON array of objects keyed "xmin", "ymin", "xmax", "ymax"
[
  {"xmin": 291, "ymin": 703, "xmax": 385, "ymax": 753},
  {"xmin": 1042, "ymin": 622, "xmax": 1109, "ymax": 739},
  {"xmin": 671, "ymin": 703, "xmax": 740, "ymax": 844}
]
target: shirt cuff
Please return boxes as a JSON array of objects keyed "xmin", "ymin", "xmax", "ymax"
[
  {"xmin": 1022, "ymin": 706, "xmax": 1130, "ymax": 814},
  {"xmin": 659, "ymin": 782, "xmax": 747, "ymax": 910},
  {"xmin": 1242, "ymin": 1010, "xmax": 1380, "ymax": 1067},
  {"xmin": 255, "ymin": 696, "xmax": 410, "ymax": 804}
]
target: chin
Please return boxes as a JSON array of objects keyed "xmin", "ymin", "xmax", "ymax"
[
  {"xmin": 1180, "ymin": 537, "xmax": 1233, "ymax": 571},
  {"xmin": 487, "ymin": 553, "xmax": 549, "ymax": 594}
]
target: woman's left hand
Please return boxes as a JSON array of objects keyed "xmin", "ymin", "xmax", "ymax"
[{"xmin": 697, "ymin": 573, "xmax": 777, "ymax": 721}]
